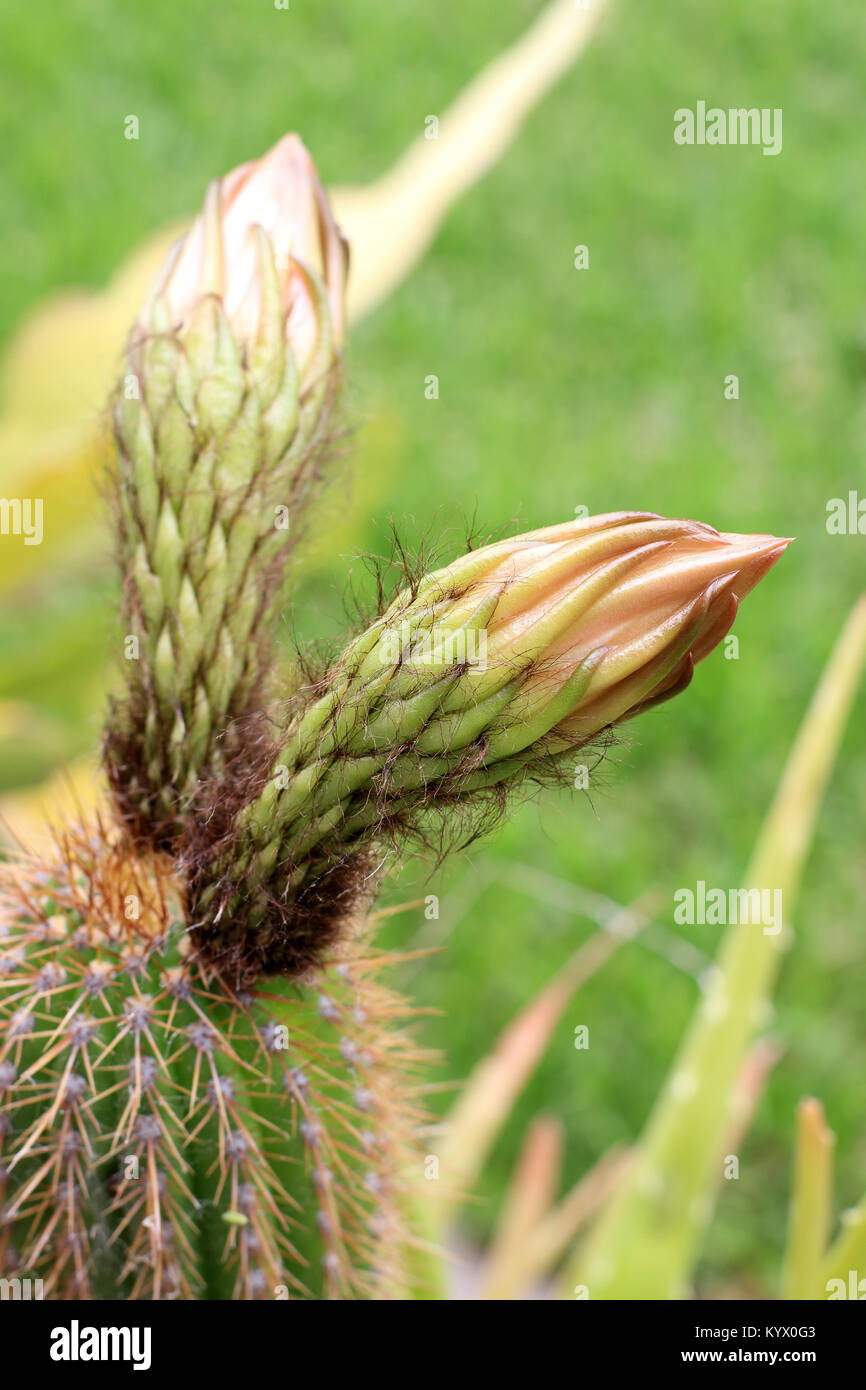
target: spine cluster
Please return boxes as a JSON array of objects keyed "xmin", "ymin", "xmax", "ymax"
[{"xmin": 0, "ymin": 829, "xmax": 425, "ymax": 1298}]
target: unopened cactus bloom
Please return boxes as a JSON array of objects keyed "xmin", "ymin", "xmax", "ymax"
[
  {"xmin": 194, "ymin": 512, "xmax": 789, "ymax": 977},
  {"xmin": 108, "ymin": 134, "xmax": 350, "ymax": 845},
  {"xmin": 436, "ymin": 510, "xmax": 792, "ymax": 745},
  {"xmin": 142, "ymin": 132, "xmax": 348, "ymax": 372},
  {"xmin": 289, "ymin": 509, "xmax": 790, "ymax": 772}
]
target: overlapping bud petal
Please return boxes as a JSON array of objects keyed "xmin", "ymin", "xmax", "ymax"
[
  {"xmin": 141, "ymin": 132, "xmax": 348, "ymax": 385},
  {"xmin": 401, "ymin": 510, "xmax": 790, "ymax": 751},
  {"xmin": 306, "ymin": 511, "xmax": 789, "ymax": 769}
]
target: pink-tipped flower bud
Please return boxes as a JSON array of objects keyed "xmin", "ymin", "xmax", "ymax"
[
  {"xmin": 110, "ymin": 135, "xmax": 350, "ymax": 845},
  {"xmin": 194, "ymin": 511, "xmax": 790, "ymax": 977},
  {"xmin": 357, "ymin": 511, "xmax": 791, "ymax": 764},
  {"xmin": 468, "ymin": 511, "xmax": 790, "ymax": 749},
  {"xmin": 142, "ymin": 132, "xmax": 348, "ymax": 380}
]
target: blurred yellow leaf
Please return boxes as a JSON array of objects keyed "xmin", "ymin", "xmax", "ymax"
[
  {"xmin": 0, "ymin": 752, "xmax": 102, "ymax": 855},
  {"xmin": 0, "ymin": 229, "xmax": 181, "ymax": 591},
  {"xmin": 333, "ymin": 0, "xmax": 609, "ymax": 323}
]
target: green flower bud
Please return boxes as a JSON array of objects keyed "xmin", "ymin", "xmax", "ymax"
[
  {"xmin": 107, "ymin": 134, "xmax": 350, "ymax": 846},
  {"xmin": 192, "ymin": 512, "xmax": 789, "ymax": 979}
]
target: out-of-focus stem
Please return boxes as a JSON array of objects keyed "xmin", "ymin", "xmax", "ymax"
[
  {"xmin": 780, "ymin": 1098, "xmax": 835, "ymax": 1300},
  {"xmin": 821, "ymin": 1198, "xmax": 866, "ymax": 1297},
  {"xmin": 483, "ymin": 1143, "xmax": 630, "ymax": 1301},
  {"xmin": 479, "ymin": 1116, "xmax": 563, "ymax": 1300}
]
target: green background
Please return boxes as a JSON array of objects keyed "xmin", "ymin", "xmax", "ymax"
[{"xmin": 1, "ymin": 0, "xmax": 864, "ymax": 1294}]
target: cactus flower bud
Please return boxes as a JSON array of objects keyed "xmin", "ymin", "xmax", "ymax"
[
  {"xmin": 432, "ymin": 511, "xmax": 791, "ymax": 749},
  {"xmin": 142, "ymin": 132, "xmax": 348, "ymax": 375},
  {"xmin": 108, "ymin": 134, "xmax": 350, "ymax": 846},
  {"xmin": 193, "ymin": 511, "xmax": 789, "ymax": 979}
]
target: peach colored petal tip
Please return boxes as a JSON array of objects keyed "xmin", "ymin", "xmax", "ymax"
[
  {"xmin": 140, "ymin": 130, "xmax": 348, "ymax": 365},
  {"xmin": 418, "ymin": 510, "xmax": 792, "ymax": 748}
]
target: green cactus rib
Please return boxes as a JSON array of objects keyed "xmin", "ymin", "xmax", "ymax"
[
  {"xmin": 106, "ymin": 233, "xmax": 339, "ymax": 846},
  {"xmin": 0, "ymin": 824, "xmax": 426, "ymax": 1299}
]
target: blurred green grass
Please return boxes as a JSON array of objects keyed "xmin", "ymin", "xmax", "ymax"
[{"xmin": 2, "ymin": 0, "xmax": 865, "ymax": 1293}]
